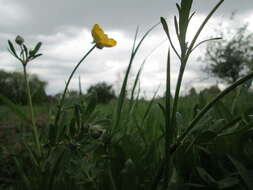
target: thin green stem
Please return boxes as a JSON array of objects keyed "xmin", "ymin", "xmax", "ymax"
[
  {"xmin": 54, "ymin": 45, "xmax": 96, "ymax": 126},
  {"xmin": 170, "ymin": 61, "xmax": 186, "ymax": 139},
  {"xmin": 23, "ymin": 64, "xmax": 41, "ymax": 156},
  {"xmin": 186, "ymin": 0, "xmax": 224, "ymax": 59},
  {"xmin": 163, "ymin": 49, "xmax": 171, "ymax": 190}
]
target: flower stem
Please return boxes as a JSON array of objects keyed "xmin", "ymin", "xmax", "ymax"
[
  {"xmin": 23, "ymin": 64, "xmax": 41, "ymax": 156},
  {"xmin": 54, "ymin": 45, "xmax": 96, "ymax": 127}
]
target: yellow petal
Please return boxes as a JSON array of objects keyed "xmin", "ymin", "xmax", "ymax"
[
  {"xmin": 91, "ymin": 24, "xmax": 117, "ymax": 48},
  {"xmin": 92, "ymin": 24, "xmax": 104, "ymax": 37},
  {"xmin": 104, "ymin": 38, "xmax": 117, "ymax": 47},
  {"xmin": 91, "ymin": 24, "xmax": 105, "ymax": 43}
]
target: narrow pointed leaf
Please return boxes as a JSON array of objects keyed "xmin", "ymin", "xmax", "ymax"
[{"xmin": 8, "ymin": 40, "xmax": 18, "ymax": 57}]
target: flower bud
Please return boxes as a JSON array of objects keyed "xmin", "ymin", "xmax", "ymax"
[{"xmin": 15, "ymin": 35, "xmax": 24, "ymax": 45}]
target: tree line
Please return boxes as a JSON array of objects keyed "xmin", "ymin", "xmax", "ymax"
[
  {"xmin": 0, "ymin": 70, "xmax": 116, "ymax": 105},
  {"xmin": 0, "ymin": 70, "xmax": 47, "ymax": 105}
]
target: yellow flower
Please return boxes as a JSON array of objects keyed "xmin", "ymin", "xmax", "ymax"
[{"xmin": 92, "ymin": 24, "xmax": 117, "ymax": 49}]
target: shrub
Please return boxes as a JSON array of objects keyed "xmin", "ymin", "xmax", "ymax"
[
  {"xmin": 87, "ymin": 82, "xmax": 116, "ymax": 104},
  {"xmin": 0, "ymin": 70, "xmax": 48, "ymax": 105}
]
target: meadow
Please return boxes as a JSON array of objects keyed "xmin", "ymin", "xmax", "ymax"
[{"xmin": 1, "ymin": 0, "xmax": 253, "ymax": 189}]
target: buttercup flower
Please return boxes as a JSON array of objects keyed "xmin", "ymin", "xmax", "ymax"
[{"xmin": 92, "ymin": 24, "xmax": 117, "ymax": 49}]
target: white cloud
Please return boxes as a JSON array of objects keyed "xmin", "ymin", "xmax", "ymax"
[
  {"xmin": 243, "ymin": 12, "xmax": 253, "ymax": 31},
  {"xmin": 0, "ymin": 51, "xmax": 20, "ymax": 71},
  {"xmin": 0, "ymin": 10, "xmax": 253, "ymax": 98}
]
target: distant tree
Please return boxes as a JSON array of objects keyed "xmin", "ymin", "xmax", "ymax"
[
  {"xmin": 87, "ymin": 82, "xmax": 116, "ymax": 104},
  {"xmin": 200, "ymin": 85, "xmax": 221, "ymax": 95},
  {"xmin": 203, "ymin": 24, "xmax": 253, "ymax": 84},
  {"xmin": 29, "ymin": 74, "xmax": 48, "ymax": 103},
  {"xmin": 0, "ymin": 70, "xmax": 47, "ymax": 104},
  {"xmin": 188, "ymin": 87, "xmax": 197, "ymax": 96}
]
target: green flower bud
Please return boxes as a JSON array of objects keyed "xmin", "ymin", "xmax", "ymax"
[{"xmin": 15, "ymin": 35, "xmax": 24, "ymax": 45}]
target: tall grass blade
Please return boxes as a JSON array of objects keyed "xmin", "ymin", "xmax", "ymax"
[
  {"xmin": 163, "ymin": 48, "xmax": 171, "ymax": 190},
  {"xmin": 112, "ymin": 23, "xmax": 160, "ymax": 133}
]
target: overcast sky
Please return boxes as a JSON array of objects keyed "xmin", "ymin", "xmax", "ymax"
[{"xmin": 0, "ymin": 0, "xmax": 253, "ymax": 97}]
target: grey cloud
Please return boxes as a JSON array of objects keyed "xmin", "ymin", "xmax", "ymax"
[{"xmin": 3, "ymin": 0, "xmax": 252, "ymax": 36}]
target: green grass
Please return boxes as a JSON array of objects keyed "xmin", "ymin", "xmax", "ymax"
[{"xmin": 1, "ymin": 90, "xmax": 253, "ymax": 189}]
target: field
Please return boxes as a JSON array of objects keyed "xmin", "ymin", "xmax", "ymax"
[
  {"xmin": 1, "ymin": 0, "xmax": 253, "ymax": 189},
  {"xmin": 1, "ymin": 88, "xmax": 253, "ymax": 189}
]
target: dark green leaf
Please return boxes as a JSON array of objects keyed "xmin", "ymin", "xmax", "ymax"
[
  {"xmin": 8, "ymin": 40, "xmax": 18, "ymax": 57},
  {"xmin": 217, "ymin": 177, "xmax": 239, "ymax": 189},
  {"xmin": 32, "ymin": 42, "xmax": 42, "ymax": 55},
  {"xmin": 228, "ymin": 155, "xmax": 253, "ymax": 189},
  {"xmin": 31, "ymin": 53, "xmax": 43, "ymax": 60},
  {"xmin": 196, "ymin": 167, "xmax": 217, "ymax": 185},
  {"xmin": 85, "ymin": 92, "xmax": 97, "ymax": 117},
  {"xmin": 195, "ymin": 130, "xmax": 217, "ymax": 144},
  {"xmin": 48, "ymin": 124, "xmax": 57, "ymax": 145},
  {"xmin": 23, "ymin": 44, "xmax": 28, "ymax": 59}
]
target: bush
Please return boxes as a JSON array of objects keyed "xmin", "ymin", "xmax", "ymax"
[
  {"xmin": 0, "ymin": 70, "xmax": 48, "ymax": 105},
  {"xmin": 202, "ymin": 24, "xmax": 253, "ymax": 84},
  {"xmin": 87, "ymin": 82, "xmax": 116, "ymax": 104}
]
